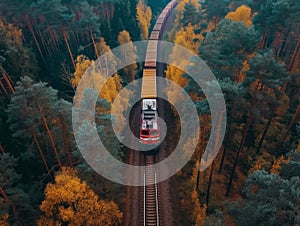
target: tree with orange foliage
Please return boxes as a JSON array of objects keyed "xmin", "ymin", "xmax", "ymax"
[
  {"xmin": 37, "ymin": 167, "xmax": 123, "ymax": 226},
  {"xmin": 225, "ymin": 5, "xmax": 252, "ymax": 28},
  {"xmin": 270, "ymin": 155, "xmax": 290, "ymax": 174}
]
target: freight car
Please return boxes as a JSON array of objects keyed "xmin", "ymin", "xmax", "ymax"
[{"xmin": 140, "ymin": 0, "xmax": 177, "ymax": 144}]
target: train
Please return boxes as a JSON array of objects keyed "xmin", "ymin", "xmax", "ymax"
[{"xmin": 139, "ymin": 0, "xmax": 177, "ymax": 144}]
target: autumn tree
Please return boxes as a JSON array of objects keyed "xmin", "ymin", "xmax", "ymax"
[
  {"xmin": 117, "ymin": 30, "xmax": 137, "ymax": 84},
  {"xmin": 38, "ymin": 167, "xmax": 122, "ymax": 225},
  {"xmin": 71, "ymin": 55, "xmax": 93, "ymax": 88},
  {"xmin": 71, "ymin": 45, "xmax": 122, "ymax": 105},
  {"xmin": 136, "ymin": 0, "xmax": 152, "ymax": 39},
  {"xmin": 72, "ymin": 37, "xmax": 132, "ymax": 132},
  {"xmin": 225, "ymin": 5, "xmax": 252, "ymax": 28},
  {"xmin": 270, "ymin": 155, "xmax": 290, "ymax": 174},
  {"xmin": 0, "ymin": 19, "xmax": 37, "ymax": 81},
  {"xmin": 165, "ymin": 24, "xmax": 203, "ymax": 103}
]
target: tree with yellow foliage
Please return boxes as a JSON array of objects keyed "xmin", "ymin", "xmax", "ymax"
[
  {"xmin": 95, "ymin": 37, "xmax": 118, "ymax": 77},
  {"xmin": 71, "ymin": 37, "xmax": 122, "ymax": 105},
  {"xmin": 225, "ymin": 5, "xmax": 252, "ymax": 28},
  {"xmin": 71, "ymin": 46, "xmax": 131, "ymax": 134},
  {"xmin": 71, "ymin": 55, "xmax": 93, "ymax": 88},
  {"xmin": 136, "ymin": 0, "xmax": 152, "ymax": 39},
  {"xmin": 117, "ymin": 30, "xmax": 137, "ymax": 84},
  {"xmin": 166, "ymin": 24, "xmax": 203, "ymax": 103},
  {"xmin": 37, "ymin": 167, "xmax": 123, "ymax": 226}
]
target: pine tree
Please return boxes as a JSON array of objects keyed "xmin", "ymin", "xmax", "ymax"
[
  {"xmin": 6, "ymin": 77, "xmax": 73, "ymax": 171},
  {"xmin": 199, "ymin": 19, "xmax": 260, "ymax": 81},
  {"xmin": 0, "ymin": 19, "xmax": 38, "ymax": 81},
  {"xmin": 228, "ymin": 170, "xmax": 300, "ymax": 225},
  {"xmin": 0, "ymin": 153, "xmax": 33, "ymax": 225}
]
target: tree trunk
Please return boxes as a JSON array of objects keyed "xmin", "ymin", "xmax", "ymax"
[
  {"xmin": 0, "ymin": 79, "xmax": 9, "ymax": 97},
  {"xmin": 279, "ymin": 103, "xmax": 300, "ymax": 149},
  {"xmin": 256, "ymin": 109, "xmax": 276, "ymax": 154},
  {"xmin": 63, "ymin": 32, "xmax": 75, "ymax": 69},
  {"xmin": 52, "ymin": 29, "xmax": 61, "ymax": 53},
  {"xmin": 219, "ymin": 104, "xmax": 236, "ymax": 173},
  {"xmin": 206, "ymin": 160, "xmax": 214, "ymax": 206},
  {"xmin": 259, "ymin": 32, "xmax": 267, "ymax": 49},
  {"xmin": 2, "ymin": 73, "xmax": 14, "ymax": 94},
  {"xmin": 226, "ymin": 113, "xmax": 253, "ymax": 197},
  {"xmin": 287, "ymin": 36, "xmax": 300, "ymax": 72},
  {"xmin": 58, "ymin": 116, "xmax": 72, "ymax": 166},
  {"xmin": 0, "ymin": 144, "xmax": 5, "ymax": 154},
  {"xmin": 196, "ymin": 114, "xmax": 207, "ymax": 190},
  {"xmin": 218, "ymin": 123, "xmax": 231, "ymax": 174},
  {"xmin": 0, "ymin": 186, "xmax": 24, "ymax": 225},
  {"xmin": 0, "ymin": 66, "xmax": 15, "ymax": 94},
  {"xmin": 35, "ymin": 101, "xmax": 63, "ymax": 170},
  {"xmin": 90, "ymin": 29, "xmax": 100, "ymax": 58},
  {"xmin": 24, "ymin": 14, "xmax": 47, "ymax": 68},
  {"xmin": 276, "ymin": 29, "xmax": 290, "ymax": 60},
  {"xmin": 36, "ymin": 25, "xmax": 51, "ymax": 57},
  {"xmin": 31, "ymin": 131, "xmax": 50, "ymax": 173}
]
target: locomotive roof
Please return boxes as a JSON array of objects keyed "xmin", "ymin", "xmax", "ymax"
[{"xmin": 141, "ymin": 111, "xmax": 158, "ymax": 130}]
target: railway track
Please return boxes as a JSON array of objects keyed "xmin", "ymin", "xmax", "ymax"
[
  {"xmin": 125, "ymin": 1, "xmax": 177, "ymax": 225},
  {"xmin": 142, "ymin": 154, "xmax": 160, "ymax": 226}
]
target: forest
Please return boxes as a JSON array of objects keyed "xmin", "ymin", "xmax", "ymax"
[{"xmin": 0, "ymin": 0, "xmax": 299, "ymax": 225}]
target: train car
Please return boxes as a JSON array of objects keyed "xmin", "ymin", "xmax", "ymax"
[
  {"xmin": 140, "ymin": 65, "xmax": 159, "ymax": 144},
  {"xmin": 139, "ymin": 99, "xmax": 160, "ymax": 144},
  {"xmin": 144, "ymin": 40, "xmax": 158, "ymax": 68},
  {"xmin": 156, "ymin": 17, "xmax": 165, "ymax": 24},
  {"xmin": 153, "ymin": 23, "xmax": 163, "ymax": 32},
  {"xmin": 149, "ymin": 31, "xmax": 160, "ymax": 40},
  {"xmin": 141, "ymin": 69, "xmax": 157, "ymax": 98}
]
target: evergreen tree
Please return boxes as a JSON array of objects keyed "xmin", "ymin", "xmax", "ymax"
[
  {"xmin": 228, "ymin": 170, "xmax": 300, "ymax": 226},
  {"xmin": 0, "ymin": 19, "xmax": 38, "ymax": 81},
  {"xmin": 0, "ymin": 153, "xmax": 33, "ymax": 225},
  {"xmin": 199, "ymin": 19, "xmax": 260, "ymax": 81},
  {"xmin": 6, "ymin": 77, "xmax": 73, "ymax": 171}
]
